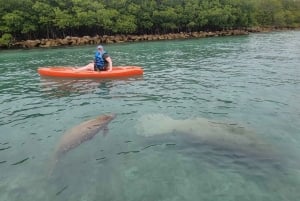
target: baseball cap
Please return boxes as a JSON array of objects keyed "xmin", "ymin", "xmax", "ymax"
[{"xmin": 97, "ymin": 45, "xmax": 103, "ymax": 49}]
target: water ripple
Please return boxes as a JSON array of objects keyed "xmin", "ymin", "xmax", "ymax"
[{"xmin": 0, "ymin": 31, "xmax": 300, "ymax": 201}]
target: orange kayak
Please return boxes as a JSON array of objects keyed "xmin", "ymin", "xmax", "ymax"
[{"xmin": 38, "ymin": 66, "xmax": 143, "ymax": 78}]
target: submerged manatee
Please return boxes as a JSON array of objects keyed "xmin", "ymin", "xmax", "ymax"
[
  {"xmin": 54, "ymin": 113, "xmax": 116, "ymax": 159},
  {"xmin": 49, "ymin": 113, "xmax": 116, "ymax": 176},
  {"xmin": 135, "ymin": 114, "xmax": 281, "ymax": 167}
]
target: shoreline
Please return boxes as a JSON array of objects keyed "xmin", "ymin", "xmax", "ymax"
[{"xmin": 2, "ymin": 27, "xmax": 299, "ymax": 49}]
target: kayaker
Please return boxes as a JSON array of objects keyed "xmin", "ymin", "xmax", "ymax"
[
  {"xmin": 76, "ymin": 45, "xmax": 112, "ymax": 71},
  {"xmin": 94, "ymin": 45, "xmax": 112, "ymax": 71}
]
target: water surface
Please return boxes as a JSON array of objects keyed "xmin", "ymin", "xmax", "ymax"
[{"xmin": 0, "ymin": 31, "xmax": 300, "ymax": 201}]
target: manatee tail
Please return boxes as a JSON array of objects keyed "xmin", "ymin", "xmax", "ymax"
[{"xmin": 47, "ymin": 153, "xmax": 60, "ymax": 178}]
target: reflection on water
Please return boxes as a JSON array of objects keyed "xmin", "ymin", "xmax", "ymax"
[
  {"xmin": 39, "ymin": 77, "xmax": 113, "ymax": 98},
  {"xmin": 39, "ymin": 76, "xmax": 144, "ymax": 99}
]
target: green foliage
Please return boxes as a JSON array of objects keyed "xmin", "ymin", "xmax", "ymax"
[
  {"xmin": 0, "ymin": 33, "xmax": 13, "ymax": 47},
  {"xmin": 113, "ymin": 14, "xmax": 137, "ymax": 34},
  {"xmin": 53, "ymin": 8, "xmax": 74, "ymax": 29},
  {"xmin": 0, "ymin": 0, "xmax": 299, "ymax": 41},
  {"xmin": 153, "ymin": 7, "xmax": 178, "ymax": 33},
  {"xmin": 2, "ymin": 11, "xmax": 24, "ymax": 33}
]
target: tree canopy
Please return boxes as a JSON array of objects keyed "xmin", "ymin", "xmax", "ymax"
[{"xmin": 0, "ymin": 0, "xmax": 300, "ymax": 46}]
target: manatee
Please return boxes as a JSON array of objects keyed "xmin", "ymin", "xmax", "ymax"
[
  {"xmin": 135, "ymin": 114, "xmax": 281, "ymax": 168},
  {"xmin": 48, "ymin": 113, "xmax": 116, "ymax": 176},
  {"xmin": 54, "ymin": 113, "xmax": 116, "ymax": 159}
]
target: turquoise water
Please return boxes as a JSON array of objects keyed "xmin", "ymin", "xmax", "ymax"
[{"xmin": 0, "ymin": 31, "xmax": 300, "ymax": 201}]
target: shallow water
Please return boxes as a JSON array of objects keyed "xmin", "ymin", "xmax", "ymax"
[{"xmin": 0, "ymin": 31, "xmax": 300, "ymax": 201}]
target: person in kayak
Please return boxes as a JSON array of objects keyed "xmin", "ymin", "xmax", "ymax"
[
  {"xmin": 94, "ymin": 45, "xmax": 112, "ymax": 71},
  {"xmin": 76, "ymin": 45, "xmax": 112, "ymax": 71}
]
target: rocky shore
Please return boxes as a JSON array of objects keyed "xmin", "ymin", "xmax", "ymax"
[
  {"xmin": 5, "ymin": 27, "xmax": 297, "ymax": 49},
  {"xmin": 10, "ymin": 30, "xmax": 253, "ymax": 49}
]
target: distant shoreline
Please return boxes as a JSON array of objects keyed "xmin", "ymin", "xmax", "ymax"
[{"xmin": 2, "ymin": 27, "xmax": 299, "ymax": 50}]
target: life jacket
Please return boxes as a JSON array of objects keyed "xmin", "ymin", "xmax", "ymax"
[{"xmin": 94, "ymin": 51, "xmax": 108, "ymax": 70}]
